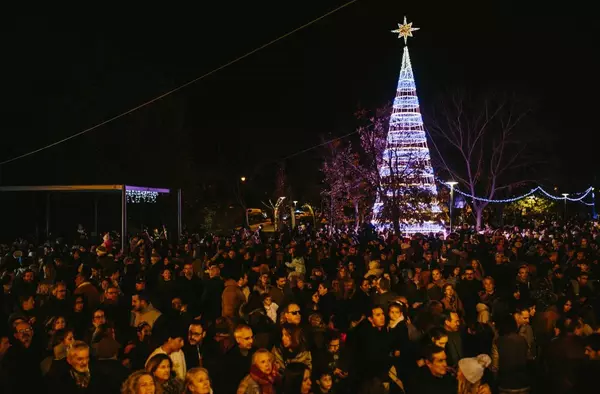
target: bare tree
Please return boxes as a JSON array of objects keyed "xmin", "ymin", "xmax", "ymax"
[
  {"xmin": 352, "ymin": 105, "xmax": 440, "ymax": 234},
  {"xmin": 321, "ymin": 140, "xmax": 355, "ymax": 229},
  {"xmin": 427, "ymin": 91, "xmax": 540, "ymax": 230}
]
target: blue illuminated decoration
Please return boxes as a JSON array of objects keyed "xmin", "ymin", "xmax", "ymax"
[
  {"xmin": 373, "ymin": 17, "xmax": 445, "ymax": 235},
  {"xmin": 437, "ymin": 180, "xmax": 595, "ymax": 206}
]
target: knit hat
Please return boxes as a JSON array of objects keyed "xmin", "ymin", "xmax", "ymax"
[
  {"xmin": 364, "ymin": 261, "xmax": 383, "ymax": 278},
  {"xmin": 458, "ymin": 354, "xmax": 491, "ymax": 384}
]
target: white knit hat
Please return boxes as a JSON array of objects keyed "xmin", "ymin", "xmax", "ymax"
[{"xmin": 458, "ymin": 354, "xmax": 491, "ymax": 384}]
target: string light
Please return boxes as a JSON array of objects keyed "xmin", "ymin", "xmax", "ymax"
[
  {"xmin": 438, "ymin": 180, "xmax": 594, "ymax": 206},
  {"xmin": 126, "ymin": 190, "xmax": 158, "ymax": 203},
  {"xmin": 372, "ymin": 20, "xmax": 444, "ymax": 235}
]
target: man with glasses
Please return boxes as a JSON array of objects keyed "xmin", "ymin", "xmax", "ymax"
[
  {"xmin": 184, "ymin": 319, "xmax": 219, "ymax": 373},
  {"xmin": 282, "ymin": 303, "xmax": 302, "ymax": 325},
  {"xmin": 84, "ymin": 309, "xmax": 106, "ymax": 344},
  {"xmin": 2, "ymin": 321, "xmax": 44, "ymax": 393}
]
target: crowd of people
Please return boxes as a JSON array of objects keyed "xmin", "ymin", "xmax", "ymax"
[{"xmin": 1, "ymin": 220, "xmax": 600, "ymax": 394}]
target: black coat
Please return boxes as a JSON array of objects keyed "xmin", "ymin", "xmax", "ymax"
[
  {"xmin": 408, "ymin": 366, "xmax": 457, "ymax": 394},
  {"xmin": 177, "ymin": 275, "xmax": 204, "ymax": 314},
  {"xmin": 355, "ymin": 323, "xmax": 393, "ymax": 381},
  {"xmin": 46, "ymin": 360, "xmax": 106, "ymax": 394},
  {"xmin": 201, "ymin": 277, "xmax": 224, "ymax": 321},
  {"xmin": 215, "ymin": 346, "xmax": 256, "ymax": 393},
  {"xmin": 93, "ymin": 359, "xmax": 129, "ymax": 393},
  {"xmin": 1, "ymin": 342, "xmax": 44, "ymax": 394}
]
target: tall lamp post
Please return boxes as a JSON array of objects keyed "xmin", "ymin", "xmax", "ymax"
[
  {"xmin": 240, "ymin": 176, "xmax": 248, "ymax": 227},
  {"xmin": 562, "ymin": 193, "xmax": 568, "ymax": 220},
  {"xmin": 447, "ymin": 181, "xmax": 458, "ymax": 233}
]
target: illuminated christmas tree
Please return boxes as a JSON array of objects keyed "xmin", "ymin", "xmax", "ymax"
[{"xmin": 372, "ymin": 17, "xmax": 444, "ymax": 235}]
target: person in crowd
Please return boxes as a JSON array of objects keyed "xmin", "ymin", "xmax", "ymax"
[
  {"xmin": 442, "ymin": 310, "xmax": 464, "ymax": 368},
  {"xmin": 3, "ymin": 218, "xmax": 600, "ymax": 394},
  {"xmin": 222, "ymin": 272, "xmax": 247, "ymax": 319},
  {"xmin": 47, "ymin": 340, "xmax": 104, "ymax": 393},
  {"xmin": 123, "ymin": 322, "xmax": 153, "ymax": 370},
  {"xmin": 409, "ymin": 344, "xmax": 456, "ymax": 394},
  {"xmin": 145, "ymin": 326, "xmax": 187, "ymax": 381},
  {"xmin": 218, "ymin": 323, "xmax": 257, "ymax": 392},
  {"xmin": 313, "ymin": 368, "xmax": 335, "ymax": 394},
  {"xmin": 41, "ymin": 327, "xmax": 75, "ymax": 375},
  {"xmin": 183, "ymin": 319, "xmax": 217, "ymax": 371},
  {"xmin": 237, "ymin": 348, "xmax": 280, "ymax": 394},
  {"xmin": 280, "ymin": 302, "xmax": 303, "ymax": 326},
  {"xmin": 145, "ymin": 353, "xmax": 184, "ymax": 394},
  {"xmin": 121, "ymin": 370, "xmax": 157, "ymax": 394},
  {"xmin": 185, "ymin": 367, "xmax": 214, "ymax": 394},
  {"xmin": 457, "ymin": 354, "xmax": 492, "ymax": 394},
  {"xmin": 2, "ymin": 320, "xmax": 44, "ymax": 393},
  {"xmin": 492, "ymin": 315, "xmax": 529, "ymax": 394},
  {"xmin": 131, "ymin": 292, "xmax": 163, "ymax": 329},
  {"xmin": 282, "ymin": 362, "xmax": 312, "ymax": 394},
  {"xmin": 74, "ymin": 272, "xmax": 101, "ymax": 310},
  {"xmin": 272, "ymin": 323, "xmax": 312, "ymax": 374}
]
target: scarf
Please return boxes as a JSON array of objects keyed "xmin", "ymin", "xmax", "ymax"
[
  {"xmin": 249, "ymin": 364, "xmax": 278, "ymax": 394},
  {"xmin": 70, "ymin": 369, "xmax": 91, "ymax": 389},
  {"xmin": 388, "ymin": 314, "xmax": 405, "ymax": 329}
]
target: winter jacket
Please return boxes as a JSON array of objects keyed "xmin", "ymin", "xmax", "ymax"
[
  {"xmin": 222, "ymin": 279, "xmax": 246, "ymax": 318},
  {"xmin": 272, "ymin": 345, "xmax": 312, "ymax": 374},
  {"xmin": 131, "ymin": 304, "xmax": 162, "ymax": 329}
]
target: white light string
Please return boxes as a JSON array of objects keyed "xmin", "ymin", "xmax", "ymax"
[{"xmin": 438, "ymin": 180, "xmax": 595, "ymax": 205}]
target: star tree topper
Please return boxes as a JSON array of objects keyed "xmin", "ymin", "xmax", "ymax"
[{"xmin": 391, "ymin": 16, "xmax": 419, "ymax": 44}]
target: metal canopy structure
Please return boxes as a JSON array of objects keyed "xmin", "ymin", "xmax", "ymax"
[{"xmin": 0, "ymin": 185, "xmax": 182, "ymax": 250}]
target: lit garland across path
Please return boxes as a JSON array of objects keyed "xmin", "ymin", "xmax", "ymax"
[{"xmin": 438, "ymin": 181, "xmax": 595, "ymax": 206}]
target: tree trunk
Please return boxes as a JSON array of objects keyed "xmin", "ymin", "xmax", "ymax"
[
  {"xmin": 354, "ymin": 200, "xmax": 360, "ymax": 232},
  {"xmin": 475, "ymin": 206, "xmax": 484, "ymax": 231},
  {"xmin": 392, "ymin": 205, "xmax": 401, "ymax": 235}
]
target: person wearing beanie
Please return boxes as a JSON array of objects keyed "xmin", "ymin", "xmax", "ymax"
[{"xmin": 457, "ymin": 354, "xmax": 492, "ymax": 394}]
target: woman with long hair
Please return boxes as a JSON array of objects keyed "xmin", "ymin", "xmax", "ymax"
[
  {"xmin": 41, "ymin": 328, "xmax": 75, "ymax": 375},
  {"xmin": 471, "ymin": 260, "xmax": 485, "ymax": 281},
  {"xmin": 447, "ymin": 266, "xmax": 462, "ymax": 288},
  {"xmin": 272, "ymin": 324, "xmax": 312, "ymax": 374},
  {"xmin": 441, "ymin": 283, "xmax": 465, "ymax": 316},
  {"xmin": 457, "ymin": 354, "xmax": 492, "ymax": 394},
  {"xmin": 185, "ymin": 367, "xmax": 213, "ymax": 394},
  {"xmin": 121, "ymin": 370, "xmax": 156, "ymax": 394},
  {"xmin": 145, "ymin": 353, "xmax": 183, "ymax": 394},
  {"xmin": 44, "ymin": 315, "xmax": 67, "ymax": 350},
  {"xmin": 426, "ymin": 268, "xmax": 446, "ymax": 301},
  {"xmin": 282, "ymin": 362, "xmax": 312, "ymax": 394}
]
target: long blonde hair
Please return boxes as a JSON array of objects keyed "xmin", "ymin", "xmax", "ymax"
[{"xmin": 457, "ymin": 372, "xmax": 480, "ymax": 394}]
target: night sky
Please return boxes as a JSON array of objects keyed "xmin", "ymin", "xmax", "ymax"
[{"xmin": 1, "ymin": 1, "xmax": 597, "ymax": 203}]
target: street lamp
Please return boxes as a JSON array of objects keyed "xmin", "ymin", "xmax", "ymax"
[
  {"xmin": 240, "ymin": 176, "xmax": 246, "ymax": 183},
  {"xmin": 447, "ymin": 181, "xmax": 458, "ymax": 233},
  {"xmin": 562, "ymin": 193, "xmax": 568, "ymax": 220}
]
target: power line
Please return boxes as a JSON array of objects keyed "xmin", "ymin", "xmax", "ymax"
[
  {"xmin": 279, "ymin": 130, "xmax": 359, "ymax": 161},
  {"xmin": 0, "ymin": 0, "xmax": 360, "ymax": 166}
]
